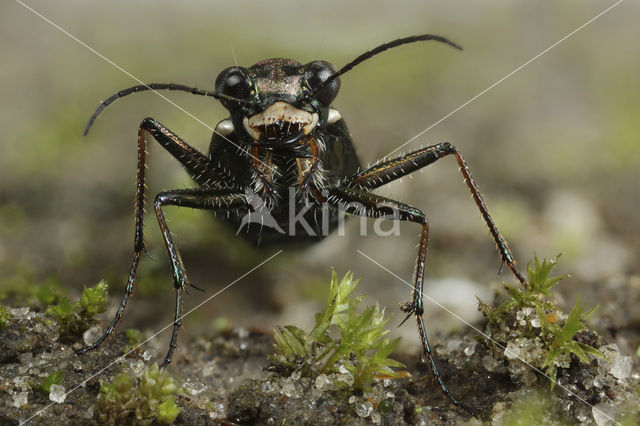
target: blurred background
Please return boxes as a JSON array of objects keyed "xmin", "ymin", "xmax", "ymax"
[{"xmin": 1, "ymin": 1, "xmax": 638, "ymax": 356}]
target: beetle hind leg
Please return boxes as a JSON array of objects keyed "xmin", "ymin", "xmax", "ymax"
[
  {"xmin": 76, "ymin": 124, "xmax": 151, "ymax": 356},
  {"xmin": 325, "ymin": 187, "xmax": 470, "ymax": 411}
]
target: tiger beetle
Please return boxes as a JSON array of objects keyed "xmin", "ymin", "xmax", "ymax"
[{"xmin": 77, "ymin": 34, "xmax": 527, "ymax": 411}]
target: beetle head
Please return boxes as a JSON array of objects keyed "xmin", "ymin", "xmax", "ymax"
[{"xmin": 215, "ymin": 59, "xmax": 340, "ymax": 145}]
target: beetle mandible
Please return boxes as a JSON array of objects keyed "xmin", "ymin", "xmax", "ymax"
[{"xmin": 78, "ymin": 34, "xmax": 527, "ymax": 410}]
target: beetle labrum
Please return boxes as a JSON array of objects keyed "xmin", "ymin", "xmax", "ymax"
[{"xmin": 78, "ymin": 35, "xmax": 527, "ymax": 410}]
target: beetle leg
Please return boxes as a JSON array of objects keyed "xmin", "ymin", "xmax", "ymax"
[
  {"xmin": 153, "ymin": 188, "xmax": 249, "ymax": 367},
  {"xmin": 141, "ymin": 117, "xmax": 237, "ymax": 189},
  {"xmin": 76, "ymin": 123, "xmax": 151, "ymax": 356},
  {"xmin": 326, "ymin": 187, "xmax": 468, "ymax": 412},
  {"xmin": 77, "ymin": 118, "xmax": 240, "ymax": 358},
  {"xmin": 345, "ymin": 142, "xmax": 526, "ymax": 286}
]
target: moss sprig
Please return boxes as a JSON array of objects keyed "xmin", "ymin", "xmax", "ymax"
[
  {"xmin": 0, "ymin": 305, "xmax": 9, "ymax": 329},
  {"xmin": 271, "ymin": 271, "xmax": 405, "ymax": 390},
  {"xmin": 45, "ymin": 280, "xmax": 108, "ymax": 336},
  {"xmin": 97, "ymin": 364, "xmax": 180, "ymax": 425},
  {"xmin": 480, "ymin": 255, "xmax": 602, "ymax": 387}
]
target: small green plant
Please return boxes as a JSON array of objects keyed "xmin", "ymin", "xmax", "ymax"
[
  {"xmin": 97, "ymin": 364, "xmax": 180, "ymax": 425},
  {"xmin": 124, "ymin": 328, "xmax": 143, "ymax": 353},
  {"xmin": 39, "ymin": 370, "xmax": 64, "ymax": 395},
  {"xmin": 0, "ymin": 272, "xmax": 66, "ymax": 307},
  {"xmin": 501, "ymin": 389, "xmax": 570, "ymax": 425},
  {"xmin": 45, "ymin": 280, "xmax": 108, "ymax": 336},
  {"xmin": 480, "ymin": 255, "xmax": 602, "ymax": 387},
  {"xmin": 481, "ymin": 256, "xmax": 569, "ymax": 324},
  {"xmin": 541, "ymin": 296, "xmax": 601, "ymax": 385},
  {"xmin": 34, "ymin": 278, "xmax": 66, "ymax": 306},
  {"xmin": 0, "ymin": 305, "xmax": 9, "ymax": 329},
  {"xmin": 271, "ymin": 271, "xmax": 405, "ymax": 390}
]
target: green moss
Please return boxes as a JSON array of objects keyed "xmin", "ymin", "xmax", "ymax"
[
  {"xmin": 502, "ymin": 390, "xmax": 570, "ymax": 425},
  {"xmin": 80, "ymin": 280, "xmax": 108, "ymax": 316},
  {"xmin": 97, "ymin": 364, "xmax": 181, "ymax": 425},
  {"xmin": 211, "ymin": 317, "xmax": 231, "ymax": 332},
  {"xmin": 34, "ymin": 278, "xmax": 65, "ymax": 306},
  {"xmin": 271, "ymin": 271, "xmax": 404, "ymax": 391},
  {"xmin": 0, "ymin": 271, "xmax": 66, "ymax": 307},
  {"xmin": 123, "ymin": 328, "xmax": 143, "ymax": 354},
  {"xmin": 479, "ymin": 255, "xmax": 602, "ymax": 388},
  {"xmin": 480, "ymin": 256, "xmax": 569, "ymax": 324},
  {"xmin": 39, "ymin": 370, "xmax": 64, "ymax": 394},
  {"xmin": 126, "ymin": 329, "xmax": 142, "ymax": 345},
  {"xmin": 0, "ymin": 305, "xmax": 10, "ymax": 329},
  {"xmin": 621, "ymin": 411, "xmax": 640, "ymax": 426},
  {"xmin": 46, "ymin": 280, "xmax": 108, "ymax": 337},
  {"xmin": 541, "ymin": 297, "xmax": 601, "ymax": 386}
]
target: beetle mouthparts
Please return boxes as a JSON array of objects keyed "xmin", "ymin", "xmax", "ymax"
[{"xmin": 243, "ymin": 102, "xmax": 319, "ymax": 142}]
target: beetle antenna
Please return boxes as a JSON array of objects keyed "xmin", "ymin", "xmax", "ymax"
[
  {"xmin": 83, "ymin": 83, "xmax": 245, "ymax": 136},
  {"xmin": 313, "ymin": 34, "xmax": 462, "ymax": 96}
]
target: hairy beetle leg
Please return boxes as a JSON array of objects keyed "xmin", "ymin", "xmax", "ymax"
[{"xmin": 77, "ymin": 118, "xmax": 241, "ymax": 362}]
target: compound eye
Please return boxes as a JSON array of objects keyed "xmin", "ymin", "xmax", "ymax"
[
  {"xmin": 215, "ymin": 67, "xmax": 252, "ymax": 100},
  {"xmin": 305, "ymin": 60, "xmax": 340, "ymax": 106}
]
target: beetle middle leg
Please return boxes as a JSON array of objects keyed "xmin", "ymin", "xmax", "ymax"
[{"xmin": 153, "ymin": 188, "xmax": 249, "ymax": 366}]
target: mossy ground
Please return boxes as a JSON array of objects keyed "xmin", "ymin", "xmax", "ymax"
[{"xmin": 0, "ymin": 268, "xmax": 638, "ymax": 424}]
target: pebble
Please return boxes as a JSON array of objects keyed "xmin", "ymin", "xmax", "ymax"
[
  {"xmin": 592, "ymin": 402, "xmax": 617, "ymax": 426},
  {"xmin": 280, "ymin": 383, "xmax": 297, "ymax": 398},
  {"xmin": 12, "ymin": 392, "xmax": 28, "ymax": 408},
  {"xmin": 609, "ymin": 354, "xmax": 632, "ymax": 380},
  {"xmin": 464, "ymin": 344, "xmax": 476, "ymax": 356},
  {"xmin": 18, "ymin": 352, "xmax": 33, "ymax": 363},
  {"xmin": 82, "ymin": 326, "xmax": 103, "ymax": 346},
  {"xmin": 183, "ymin": 381, "xmax": 207, "ymax": 396},
  {"xmin": 504, "ymin": 341, "xmax": 520, "ymax": 359},
  {"xmin": 208, "ymin": 402, "xmax": 226, "ymax": 420},
  {"xmin": 49, "ymin": 384, "xmax": 66, "ymax": 403},
  {"xmin": 262, "ymin": 381, "xmax": 275, "ymax": 393},
  {"xmin": 356, "ymin": 401, "xmax": 373, "ymax": 418},
  {"xmin": 482, "ymin": 355, "xmax": 501, "ymax": 372},
  {"xmin": 10, "ymin": 307, "xmax": 29, "ymax": 317}
]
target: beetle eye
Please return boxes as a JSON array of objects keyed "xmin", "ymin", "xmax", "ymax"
[
  {"xmin": 305, "ymin": 60, "xmax": 340, "ymax": 106},
  {"xmin": 215, "ymin": 67, "xmax": 252, "ymax": 101}
]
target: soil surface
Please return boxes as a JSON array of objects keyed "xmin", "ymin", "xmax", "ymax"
[{"xmin": 1, "ymin": 285, "xmax": 638, "ymax": 425}]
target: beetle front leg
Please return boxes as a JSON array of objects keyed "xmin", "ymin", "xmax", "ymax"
[
  {"xmin": 77, "ymin": 119, "xmax": 238, "ymax": 358},
  {"xmin": 141, "ymin": 117, "xmax": 235, "ymax": 188},
  {"xmin": 345, "ymin": 142, "xmax": 526, "ymax": 286},
  {"xmin": 153, "ymin": 188, "xmax": 249, "ymax": 367},
  {"xmin": 326, "ymin": 187, "xmax": 468, "ymax": 411}
]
